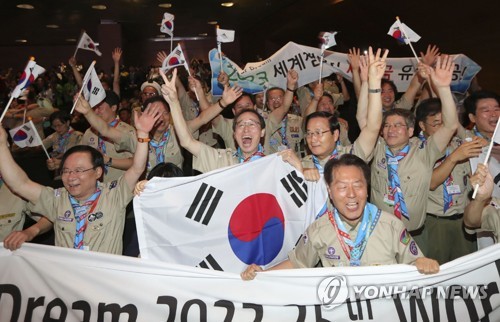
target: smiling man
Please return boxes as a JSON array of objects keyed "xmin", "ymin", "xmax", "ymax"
[
  {"xmin": 0, "ymin": 100, "xmax": 161, "ymax": 254},
  {"xmin": 161, "ymin": 69, "xmax": 268, "ymax": 173},
  {"xmin": 241, "ymin": 155, "xmax": 439, "ymax": 280}
]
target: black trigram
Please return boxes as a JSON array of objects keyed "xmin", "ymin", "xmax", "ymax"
[
  {"xmin": 185, "ymin": 183, "xmax": 223, "ymax": 225},
  {"xmin": 197, "ymin": 254, "xmax": 223, "ymax": 271},
  {"xmin": 92, "ymin": 87, "xmax": 100, "ymax": 95},
  {"xmin": 280, "ymin": 170, "xmax": 308, "ymax": 208}
]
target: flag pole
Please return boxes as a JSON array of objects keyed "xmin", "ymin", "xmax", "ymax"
[
  {"xmin": 472, "ymin": 118, "xmax": 500, "ymax": 199},
  {"xmin": 318, "ymin": 47, "xmax": 325, "ymax": 84},
  {"xmin": 29, "ymin": 119, "xmax": 51, "ymax": 159},
  {"xmin": 0, "ymin": 57, "xmax": 35, "ymax": 123},
  {"xmin": 170, "ymin": 36, "xmax": 173, "ymax": 53},
  {"xmin": 0, "ymin": 96, "xmax": 14, "ymax": 124},
  {"xmin": 73, "ymin": 30, "xmax": 84, "ymax": 58},
  {"xmin": 70, "ymin": 60, "xmax": 97, "ymax": 114},
  {"xmin": 395, "ymin": 17, "xmax": 420, "ymax": 63}
]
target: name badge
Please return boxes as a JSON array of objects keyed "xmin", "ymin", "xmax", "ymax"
[
  {"xmin": 387, "ymin": 157, "xmax": 398, "ymax": 165},
  {"xmin": 384, "ymin": 194, "xmax": 395, "ymax": 206},
  {"xmin": 446, "ymin": 184, "xmax": 461, "ymax": 195}
]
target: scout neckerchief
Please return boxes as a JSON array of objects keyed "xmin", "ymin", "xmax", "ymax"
[
  {"xmin": 418, "ymin": 131, "xmax": 454, "ymax": 213},
  {"xmin": 97, "ymin": 118, "xmax": 120, "ymax": 174},
  {"xmin": 312, "ymin": 148, "xmax": 338, "ymax": 174},
  {"xmin": 56, "ymin": 127, "xmax": 74, "ymax": 154},
  {"xmin": 69, "ymin": 189, "xmax": 101, "ymax": 250},
  {"xmin": 149, "ymin": 128, "xmax": 171, "ymax": 164},
  {"xmin": 386, "ymin": 145, "xmax": 410, "ymax": 220},
  {"xmin": 280, "ymin": 117, "xmax": 289, "ymax": 148},
  {"xmin": 236, "ymin": 144, "xmax": 265, "ymax": 163},
  {"xmin": 0, "ymin": 175, "xmax": 3, "ymax": 190},
  {"xmin": 328, "ymin": 203, "xmax": 382, "ymax": 266},
  {"xmin": 473, "ymin": 126, "xmax": 490, "ymax": 142}
]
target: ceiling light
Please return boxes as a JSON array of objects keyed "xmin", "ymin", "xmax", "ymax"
[
  {"xmin": 158, "ymin": 3, "xmax": 172, "ymax": 8},
  {"xmin": 221, "ymin": 2, "xmax": 234, "ymax": 7},
  {"xmin": 207, "ymin": 21, "xmax": 218, "ymax": 25},
  {"xmin": 15, "ymin": 39, "xmax": 28, "ymax": 43},
  {"xmin": 199, "ymin": 33, "xmax": 208, "ymax": 36},
  {"xmin": 16, "ymin": 4, "xmax": 34, "ymax": 9},
  {"xmin": 157, "ymin": 34, "xmax": 166, "ymax": 38},
  {"xmin": 65, "ymin": 38, "xmax": 77, "ymax": 42},
  {"xmin": 91, "ymin": 4, "xmax": 107, "ymax": 10},
  {"xmin": 46, "ymin": 24, "xmax": 59, "ymax": 29}
]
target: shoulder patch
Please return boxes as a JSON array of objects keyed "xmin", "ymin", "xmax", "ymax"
[
  {"xmin": 409, "ymin": 240, "xmax": 418, "ymax": 256},
  {"xmin": 109, "ymin": 180, "xmax": 118, "ymax": 190},
  {"xmin": 400, "ymin": 229, "xmax": 410, "ymax": 245},
  {"xmin": 54, "ymin": 188, "xmax": 62, "ymax": 197}
]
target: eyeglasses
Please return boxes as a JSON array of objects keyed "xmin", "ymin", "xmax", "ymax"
[
  {"xmin": 268, "ymin": 96, "xmax": 283, "ymax": 103},
  {"xmin": 142, "ymin": 92, "xmax": 157, "ymax": 97},
  {"xmin": 236, "ymin": 119, "xmax": 260, "ymax": 129},
  {"xmin": 306, "ymin": 130, "xmax": 331, "ymax": 138},
  {"xmin": 383, "ymin": 123, "xmax": 408, "ymax": 130},
  {"xmin": 424, "ymin": 121, "xmax": 443, "ymax": 129},
  {"xmin": 61, "ymin": 167, "xmax": 97, "ymax": 176}
]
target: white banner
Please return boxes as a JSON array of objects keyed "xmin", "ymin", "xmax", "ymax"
[
  {"xmin": 1, "ymin": 243, "xmax": 500, "ymax": 321},
  {"xmin": 209, "ymin": 41, "xmax": 481, "ymax": 95},
  {"xmin": 134, "ymin": 154, "xmax": 328, "ymax": 273}
]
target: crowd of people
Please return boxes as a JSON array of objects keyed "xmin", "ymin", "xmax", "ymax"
[{"xmin": 0, "ymin": 44, "xmax": 499, "ymax": 280}]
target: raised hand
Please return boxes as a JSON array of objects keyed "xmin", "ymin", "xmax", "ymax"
[
  {"xmin": 429, "ymin": 55, "xmax": 454, "ymax": 88},
  {"xmin": 73, "ymin": 96, "xmax": 92, "ymax": 115},
  {"xmin": 159, "ymin": 68, "xmax": 179, "ymax": 105},
  {"xmin": 420, "ymin": 44, "xmax": 440, "ymax": 67},
  {"xmin": 134, "ymin": 102, "xmax": 162, "ymax": 134},
  {"xmin": 348, "ymin": 47, "xmax": 361, "ymax": 71},
  {"xmin": 217, "ymin": 71, "xmax": 229, "ymax": 87},
  {"xmin": 112, "ymin": 47, "xmax": 122, "ymax": 63},
  {"xmin": 156, "ymin": 51, "xmax": 168, "ymax": 64},
  {"xmin": 449, "ymin": 137, "xmax": 484, "ymax": 163},
  {"xmin": 470, "ymin": 163, "xmax": 493, "ymax": 201},
  {"xmin": 367, "ymin": 47, "xmax": 389, "ymax": 81},
  {"xmin": 221, "ymin": 84, "xmax": 243, "ymax": 106},
  {"xmin": 287, "ymin": 69, "xmax": 299, "ymax": 89},
  {"xmin": 313, "ymin": 82, "xmax": 324, "ymax": 101},
  {"xmin": 359, "ymin": 55, "xmax": 369, "ymax": 82},
  {"xmin": 68, "ymin": 56, "xmax": 77, "ymax": 68}
]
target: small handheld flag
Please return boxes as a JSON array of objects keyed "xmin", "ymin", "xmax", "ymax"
[
  {"xmin": 70, "ymin": 61, "xmax": 106, "ymax": 114},
  {"xmin": 160, "ymin": 12, "xmax": 175, "ymax": 52},
  {"xmin": 472, "ymin": 118, "xmax": 500, "ymax": 199},
  {"xmin": 216, "ymin": 28, "xmax": 235, "ymax": 43},
  {"xmin": 74, "ymin": 31, "xmax": 102, "ymax": 57},
  {"xmin": 0, "ymin": 58, "xmax": 45, "ymax": 124},
  {"xmin": 9, "ymin": 120, "xmax": 50, "ymax": 159},
  {"xmin": 387, "ymin": 17, "xmax": 420, "ymax": 61},
  {"xmin": 161, "ymin": 44, "xmax": 189, "ymax": 74},
  {"xmin": 318, "ymin": 31, "xmax": 338, "ymax": 84}
]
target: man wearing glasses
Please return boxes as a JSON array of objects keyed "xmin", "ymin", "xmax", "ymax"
[
  {"xmin": 370, "ymin": 56, "xmax": 459, "ymax": 250},
  {"xmin": 414, "ymin": 98, "xmax": 482, "ymax": 263},
  {"xmin": 0, "ymin": 100, "xmax": 161, "ymax": 254}
]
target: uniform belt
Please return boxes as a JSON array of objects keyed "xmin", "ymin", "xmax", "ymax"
[{"xmin": 426, "ymin": 213, "xmax": 463, "ymax": 220}]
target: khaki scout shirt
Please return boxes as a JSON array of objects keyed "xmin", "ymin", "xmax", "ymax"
[
  {"xmin": 193, "ymin": 144, "xmax": 240, "ymax": 173},
  {"xmin": 479, "ymin": 198, "xmax": 500, "ymax": 242},
  {"xmin": 0, "ymin": 183, "xmax": 29, "ymax": 241},
  {"xmin": 370, "ymin": 136, "xmax": 444, "ymax": 231},
  {"xmin": 147, "ymin": 127, "xmax": 184, "ymax": 175},
  {"xmin": 42, "ymin": 129, "xmax": 83, "ymax": 155},
  {"xmin": 82, "ymin": 120, "xmax": 136, "ymax": 182},
  {"xmin": 212, "ymin": 117, "xmax": 236, "ymax": 150},
  {"xmin": 426, "ymin": 137, "xmax": 472, "ymax": 217},
  {"xmin": 265, "ymin": 114, "xmax": 304, "ymax": 155},
  {"xmin": 29, "ymin": 176, "xmax": 133, "ymax": 254},
  {"xmin": 288, "ymin": 207, "xmax": 422, "ymax": 267}
]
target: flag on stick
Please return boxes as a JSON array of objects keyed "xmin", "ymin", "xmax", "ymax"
[
  {"xmin": 74, "ymin": 31, "xmax": 102, "ymax": 57},
  {"xmin": 0, "ymin": 58, "xmax": 45, "ymax": 124},
  {"xmin": 160, "ymin": 12, "xmax": 175, "ymax": 36},
  {"xmin": 160, "ymin": 44, "xmax": 189, "ymax": 74},
  {"xmin": 216, "ymin": 28, "xmax": 235, "ymax": 43},
  {"xmin": 318, "ymin": 31, "xmax": 337, "ymax": 84},
  {"xmin": 9, "ymin": 120, "xmax": 50, "ymax": 159},
  {"xmin": 387, "ymin": 17, "xmax": 420, "ymax": 60},
  {"xmin": 70, "ymin": 61, "xmax": 106, "ymax": 114}
]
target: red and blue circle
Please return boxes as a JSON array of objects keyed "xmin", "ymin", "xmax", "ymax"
[
  {"xmin": 13, "ymin": 129, "xmax": 28, "ymax": 141},
  {"xmin": 228, "ymin": 193, "xmax": 285, "ymax": 265}
]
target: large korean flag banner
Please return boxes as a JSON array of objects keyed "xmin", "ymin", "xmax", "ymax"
[{"xmin": 134, "ymin": 154, "xmax": 327, "ymax": 273}]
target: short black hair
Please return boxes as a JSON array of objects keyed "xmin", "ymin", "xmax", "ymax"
[
  {"xmin": 383, "ymin": 108, "xmax": 415, "ymax": 129},
  {"xmin": 324, "ymin": 154, "xmax": 370, "ymax": 186},
  {"xmin": 147, "ymin": 162, "xmax": 184, "ymax": 179},
  {"xmin": 59, "ymin": 145, "xmax": 105, "ymax": 173},
  {"xmin": 104, "ymin": 90, "xmax": 120, "ymax": 108},
  {"xmin": 228, "ymin": 92, "xmax": 255, "ymax": 110},
  {"xmin": 49, "ymin": 110, "xmax": 71, "ymax": 124},
  {"xmin": 305, "ymin": 111, "xmax": 340, "ymax": 134},
  {"xmin": 464, "ymin": 90, "xmax": 500, "ymax": 116},
  {"xmin": 381, "ymin": 79, "xmax": 398, "ymax": 93},
  {"xmin": 415, "ymin": 98, "xmax": 442, "ymax": 124}
]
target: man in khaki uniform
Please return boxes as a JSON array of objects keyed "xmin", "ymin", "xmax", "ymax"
[
  {"xmin": 416, "ymin": 99, "xmax": 481, "ymax": 263},
  {"xmin": 0, "ymin": 178, "xmax": 29, "ymax": 240},
  {"xmin": 241, "ymin": 155, "xmax": 439, "ymax": 280},
  {"xmin": 369, "ymin": 56, "xmax": 459, "ymax": 251},
  {"xmin": 0, "ymin": 100, "xmax": 161, "ymax": 254},
  {"xmin": 80, "ymin": 90, "xmax": 136, "ymax": 183}
]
